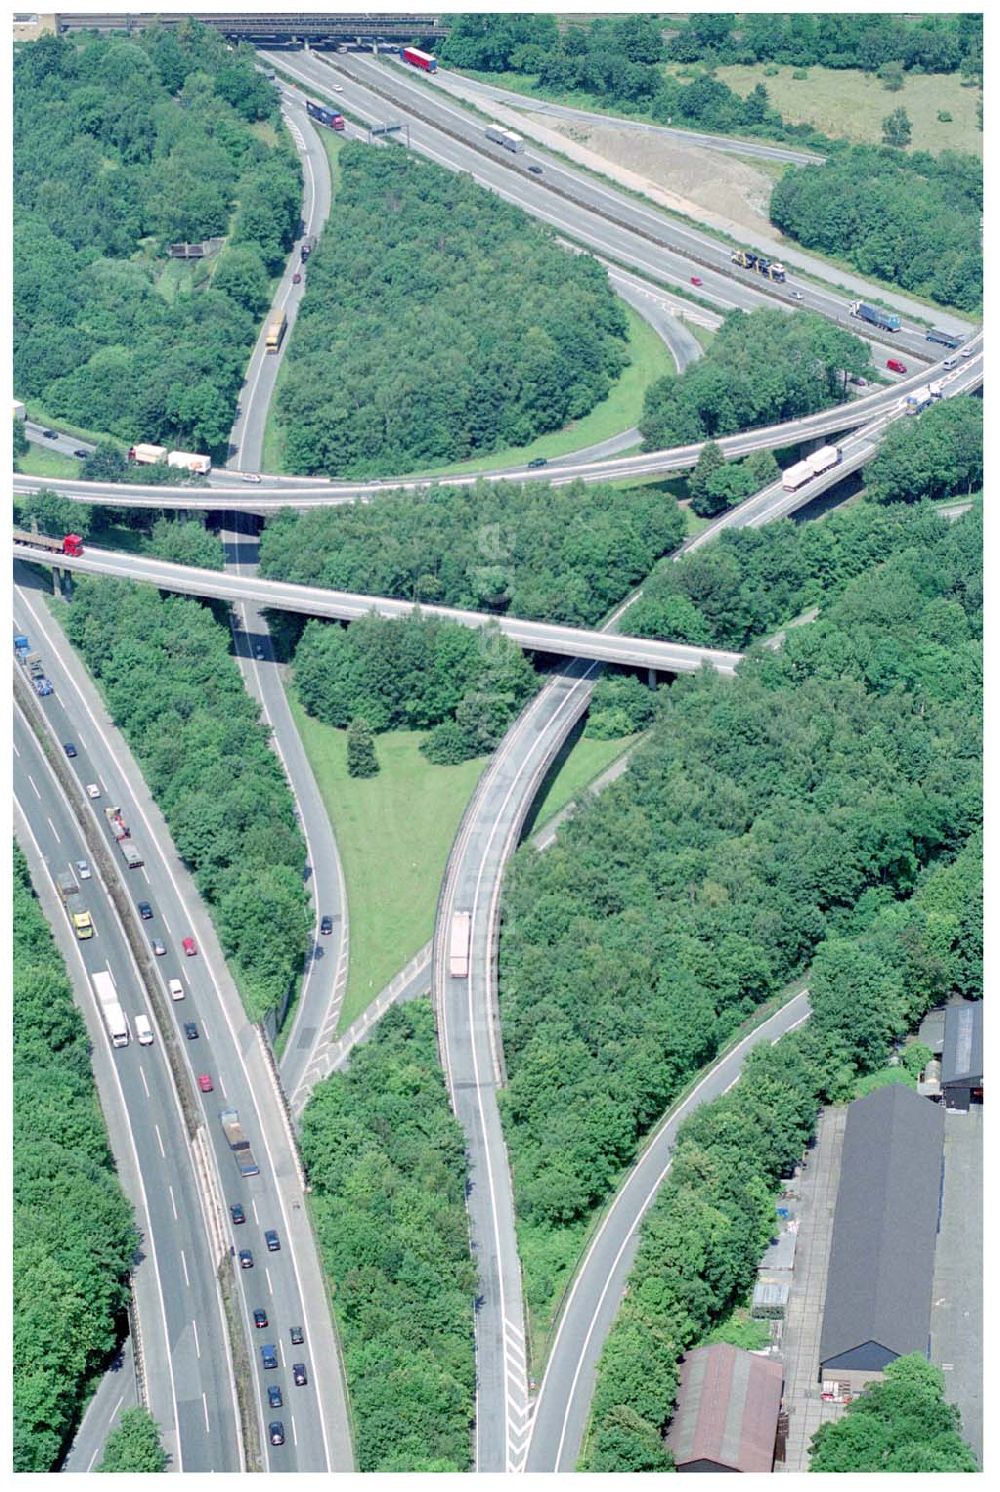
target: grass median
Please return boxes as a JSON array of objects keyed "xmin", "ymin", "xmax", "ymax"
[{"xmin": 287, "ymin": 688, "xmax": 487, "ymax": 1031}]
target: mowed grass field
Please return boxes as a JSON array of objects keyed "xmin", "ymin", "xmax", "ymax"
[
  {"xmin": 711, "ymin": 64, "xmax": 982, "ymax": 156},
  {"xmin": 287, "ymin": 689, "xmax": 488, "ymax": 1031}
]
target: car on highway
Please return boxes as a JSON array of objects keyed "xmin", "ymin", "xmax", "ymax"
[
  {"xmin": 527, "ymin": 457, "xmax": 547, "ymax": 469},
  {"xmin": 886, "ymin": 358, "xmax": 907, "ymax": 374},
  {"xmin": 239, "ymin": 1249, "xmax": 254, "ymax": 1269},
  {"xmin": 151, "ymin": 938, "xmax": 167, "ymax": 957},
  {"xmin": 261, "ymin": 1344, "xmax": 278, "ymax": 1370},
  {"xmin": 168, "ymin": 978, "xmax": 185, "ymax": 1001},
  {"xmin": 254, "ymin": 644, "xmax": 264, "ymax": 659},
  {"xmin": 690, "ymin": 275, "xmax": 703, "ymax": 286},
  {"xmin": 253, "ymin": 1308, "xmax": 268, "ymax": 1329},
  {"xmin": 960, "ymin": 344, "xmax": 975, "ymax": 358},
  {"xmin": 264, "ymin": 1229, "xmax": 280, "ymax": 1252},
  {"xmin": 241, "ymin": 472, "xmax": 262, "ymax": 483},
  {"xmin": 42, "ymin": 428, "xmax": 57, "ymax": 439},
  {"xmin": 269, "ymin": 1422, "xmax": 285, "ymax": 1446},
  {"xmin": 182, "ymin": 936, "xmax": 198, "ymax": 957},
  {"xmin": 138, "ymin": 900, "xmax": 153, "ymax": 919},
  {"xmin": 527, "ymin": 163, "xmax": 543, "ymax": 174},
  {"xmin": 943, "ymin": 356, "xmax": 958, "ymax": 368},
  {"xmin": 292, "ymin": 1363, "xmax": 308, "ymax": 1387},
  {"xmin": 183, "ymin": 1020, "xmax": 199, "ymax": 1040},
  {"xmin": 33, "ymin": 676, "xmax": 53, "ymax": 696},
  {"xmin": 197, "ymin": 1073, "xmax": 214, "ymax": 1093},
  {"xmin": 320, "ymin": 915, "xmax": 334, "ymax": 935},
  {"xmin": 230, "ymin": 1202, "xmax": 246, "ymax": 1225},
  {"xmin": 293, "ymin": 271, "xmax": 302, "ymax": 284},
  {"xmin": 86, "ymin": 782, "xmax": 100, "ymax": 798},
  {"xmin": 73, "ymin": 448, "xmax": 89, "ymax": 459},
  {"xmin": 267, "ymin": 1385, "xmax": 283, "ymax": 1409},
  {"xmin": 76, "ymin": 859, "xmax": 91, "ymax": 880},
  {"xmin": 790, "ymin": 290, "xmax": 804, "ymax": 300},
  {"xmin": 63, "ymin": 742, "xmax": 77, "ymax": 757},
  {"xmin": 290, "ymin": 1325, "xmax": 304, "ymax": 1345}
]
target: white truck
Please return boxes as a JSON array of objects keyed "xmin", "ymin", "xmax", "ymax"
[
  {"xmin": 449, "ymin": 910, "xmax": 472, "ymax": 978},
  {"xmin": 485, "ymin": 125, "xmax": 524, "ymax": 153},
  {"xmin": 92, "ymin": 969, "xmax": 130, "ymax": 1048},
  {"xmin": 781, "ymin": 445, "xmax": 842, "ymax": 491},
  {"xmin": 167, "ymin": 449, "xmax": 212, "ymax": 475}
]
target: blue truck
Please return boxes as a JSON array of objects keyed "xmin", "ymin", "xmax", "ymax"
[
  {"xmin": 849, "ymin": 300, "xmax": 901, "ymax": 333},
  {"xmin": 14, "ymin": 633, "xmax": 29, "ymax": 662},
  {"xmin": 926, "ymin": 327, "xmax": 962, "ymax": 349}
]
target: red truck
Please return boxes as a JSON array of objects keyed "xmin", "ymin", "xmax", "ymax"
[
  {"xmin": 400, "ymin": 46, "xmax": 437, "ymax": 72},
  {"xmin": 12, "ymin": 529, "xmax": 84, "ymax": 557},
  {"xmin": 105, "ymin": 806, "xmax": 129, "ymax": 841}
]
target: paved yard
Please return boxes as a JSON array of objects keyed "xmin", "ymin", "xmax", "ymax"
[
  {"xmin": 930, "ymin": 1105, "xmax": 983, "ymax": 1466},
  {"xmin": 777, "ymin": 1106, "xmax": 848, "ymax": 1471}
]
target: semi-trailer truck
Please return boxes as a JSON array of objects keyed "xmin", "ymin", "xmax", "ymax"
[
  {"xmin": 730, "ymin": 249, "xmax": 786, "ymax": 282},
  {"xmin": 220, "ymin": 1108, "xmax": 260, "ymax": 1177},
  {"xmin": 14, "ymin": 633, "xmax": 30, "ymax": 662},
  {"xmin": 781, "ymin": 445, "xmax": 843, "ymax": 490},
  {"xmin": 265, "ymin": 310, "xmax": 287, "ymax": 353},
  {"xmin": 485, "ymin": 125, "xmax": 525, "ymax": 153},
  {"xmin": 118, "ymin": 837, "xmax": 144, "ymax": 869},
  {"xmin": 127, "ymin": 444, "xmax": 211, "ymax": 474},
  {"xmin": 13, "ymin": 529, "xmax": 84, "ymax": 557},
  {"xmin": 305, "ymin": 98, "xmax": 345, "ymax": 130},
  {"xmin": 449, "ymin": 910, "xmax": 472, "ymax": 979},
  {"xmin": 400, "ymin": 45, "xmax": 437, "ymax": 72},
  {"xmin": 926, "ymin": 327, "xmax": 961, "ymax": 349},
  {"xmin": 849, "ymin": 300, "xmax": 901, "ymax": 333},
  {"xmin": 105, "ymin": 806, "xmax": 129, "ymax": 840},
  {"xmin": 92, "ymin": 970, "xmax": 129, "ymax": 1048}
]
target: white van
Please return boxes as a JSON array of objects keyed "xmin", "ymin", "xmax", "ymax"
[
  {"xmin": 168, "ymin": 978, "xmax": 185, "ymax": 1001},
  {"xmin": 135, "ymin": 1013, "xmax": 154, "ymax": 1046}
]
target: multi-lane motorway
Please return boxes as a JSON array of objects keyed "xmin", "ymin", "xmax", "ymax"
[{"xmin": 13, "ymin": 570, "xmax": 354, "ymax": 1473}]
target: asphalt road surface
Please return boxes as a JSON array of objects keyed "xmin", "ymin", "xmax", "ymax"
[{"xmin": 14, "ymin": 572, "xmax": 355, "ymax": 1474}]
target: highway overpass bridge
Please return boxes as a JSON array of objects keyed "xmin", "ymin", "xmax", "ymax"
[{"xmin": 53, "ymin": 12, "xmax": 448, "ymax": 45}]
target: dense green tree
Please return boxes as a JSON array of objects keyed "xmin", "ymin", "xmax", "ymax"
[
  {"xmin": 300, "ymin": 1002, "xmax": 475, "ymax": 1470},
  {"xmin": 810, "ymin": 1355, "xmax": 977, "ymax": 1471},
  {"xmin": 97, "ymin": 1409, "xmax": 168, "ymax": 1473},
  {"xmin": 81, "ymin": 442, "xmax": 128, "ymax": 484},
  {"xmin": 145, "ymin": 517, "xmax": 224, "ymax": 570},
  {"xmin": 882, "ymin": 105, "xmax": 913, "ymax": 147},
  {"xmin": 16, "ymin": 486, "xmax": 94, "ymax": 539},
  {"xmin": 13, "ymin": 415, "xmax": 29, "ymax": 459},
  {"xmin": 640, "ymin": 309, "xmax": 870, "ymax": 451},
  {"xmin": 211, "ymin": 244, "xmax": 270, "ymax": 317},
  {"xmin": 867, "ymin": 397, "xmax": 982, "ymax": 505},
  {"xmin": 346, "ymin": 717, "xmax": 379, "ymax": 778}
]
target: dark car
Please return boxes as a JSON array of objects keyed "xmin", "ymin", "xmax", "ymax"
[
  {"xmin": 183, "ymin": 1020, "xmax": 199, "ymax": 1040},
  {"xmin": 320, "ymin": 915, "xmax": 334, "ymax": 936},
  {"xmin": 269, "ymin": 1422, "xmax": 285, "ymax": 1446},
  {"xmin": 253, "ymin": 1308, "xmax": 268, "ymax": 1329},
  {"xmin": 527, "ymin": 163, "xmax": 543, "ymax": 174},
  {"xmin": 151, "ymin": 938, "xmax": 167, "ymax": 957},
  {"xmin": 290, "ymin": 1325, "xmax": 304, "ymax": 1345},
  {"xmin": 261, "ymin": 1344, "xmax": 278, "ymax": 1370},
  {"xmin": 34, "ymin": 676, "xmax": 53, "ymax": 696},
  {"xmin": 292, "ymin": 271, "xmax": 302, "ymax": 284},
  {"xmin": 239, "ymin": 1249, "xmax": 254, "ymax": 1269},
  {"xmin": 42, "ymin": 428, "xmax": 58, "ymax": 439},
  {"xmin": 230, "ymin": 1203, "xmax": 246, "ymax": 1226},
  {"xmin": 138, "ymin": 900, "xmax": 153, "ymax": 920},
  {"xmin": 73, "ymin": 448, "xmax": 89, "ymax": 459},
  {"xmin": 267, "ymin": 1385, "xmax": 283, "ymax": 1409},
  {"xmin": 264, "ymin": 1229, "xmax": 280, "ymax": 1252},
  {"xmin": 63, "ymin": 742, "xmax": 78, "ymax": 758},
  {"xmin": 527, "ymin": 457, "xmax": 547, "ymax": 469},
  {"xmin": 292, "ymin": 1362, "xmax": 308, "ymax": 1387}
]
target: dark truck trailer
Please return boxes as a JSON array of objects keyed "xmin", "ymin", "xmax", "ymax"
[
  {"xmin": 220, "ymin": 1108, "xmax": 260, "ymax": 1177},
  {"xmin": 305, "ymin": 99, "xmax": 345, "ymax": 130},
  {"xmin": 849, "ymin": 300, "xmax": 901, "ymax": 333},
  {"xmin": 926, "ymin": 327, "xmax": 962, "ymax": 349}
]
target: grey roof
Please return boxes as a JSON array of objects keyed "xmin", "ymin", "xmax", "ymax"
[
  {"xmin": 819, "ymin": 1084, "xmax": 944, "ymax": 1369},
  {"xmin": 759, "ymin": 1227, "xmax": 797, "ymax": 1274},
  {"xmin": 940, "ymin": 1001, "xmax": 983, "ymax": 1088},
  {"xmin": 752, "ymin": 1280, "xmax": 789, "ymax": 1311},
  {"xmin": 667, "ymin": 1343, "xmax": 783, "ymax": 1473}
]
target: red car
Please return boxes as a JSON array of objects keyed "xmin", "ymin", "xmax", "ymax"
[
  {"xmin": 886, "ymin": 358, "xmax": 907, "ymax": 374},
  {"xmin": 197, "ymin": 1073, "xmax": 213, "ymax": 1093},
  {"xmin": 182, "ymin": 937, "xmax": 198, "ymax": 957},
  {"xmin": 690, "ymin": 275, "xmax": 703, "ymax": 286},
  {"xmin": 293, "ymin": 271, "xmax": 302, "ymax": 284}
]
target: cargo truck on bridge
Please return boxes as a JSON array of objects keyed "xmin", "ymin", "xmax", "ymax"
[
  {"xmin": 127, "ymin": 444, "xmax": 212, "ymax": 475},
  {"xmin": 13, "ymin": 529, "xmax": 84, "ymax": 557},
  {"xmin": 220, "ymin": 1109, "xmax": 260, "ymax": 1177},
  {"xmin": 449, "ymin": 910, "xmax": 472, "ymax": 978},
  {"xmin": 92, "ymin": 969, "xmax": 130, "ymax": 1048},
  {"xmin": 781, "ymin": 444, "xmax": 843, "ymax": 491},
  {"xmin": 849, "ymin": 300, "xmax": 901, "ymax": 333}
]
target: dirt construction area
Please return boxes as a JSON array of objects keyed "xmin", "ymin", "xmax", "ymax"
[{"xmin": 538, "ymin": 117, "xmax": 779, "ymax": 240}]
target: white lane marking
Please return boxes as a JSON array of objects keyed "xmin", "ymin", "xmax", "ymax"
[
  {"xmin": 12, "ymin": 740, "xmax": 19, "ymax": 757},
  {"xmin": 108, "ymin": 1392, "xmax": 124, "ymax": 1425},
  {"xmin": 87, "ymin": 1448, "xmax": 100, "ymax": 1472},
  {"xmin": 218, "ymin": 1070, "xmax": 228, "ymax": 1099},
  {"xmin": 161, "ymin": 912, "xmax": 172, "ymax": 936},
  {"xmin": 180, "ymin": 1249, "xmax": 190, "ymax": 1287},
  {"xmin": 202, "ymin": 1392, "xmax": 210, "ymax": 1433},
  {"xmin": 139, "ymin": 865, "xmax": 150, "ymax": 884},
  {"xmin": 47, "ymin": 816, "xmax": 61, "ymax": 843},
  {"xmin": 154, "ymin": 1124, "xmax": 165, "ymax": 1158},
  {"xmin": 193, "ymin": 1318, "xmax": 201, "ymax": 1358},
  {"xmin": 291, "ymin": 1415, "xmax": 298, "ymax": 1447},
  {"xmin": 168, "ymin": 1184, "xmax": 178, "ymax": 1220},
  {"xmin": 265, "ymin": 1266, "xmax": 273, "ymax": 1297},
  {"xmin": 139, "ymin": 1066, "xmax": 150, "ymax": 1099},
  {"xmin": 252, "ymin": 1198, "xmax": 259, "ymax": 1225},
  {"xmin": 27, "ymin": 773, "xmax": 41, "ymax": 799},
  {"xmin": 279, "ymin": 1338, "xmax": 286, "ymax": 1367}
]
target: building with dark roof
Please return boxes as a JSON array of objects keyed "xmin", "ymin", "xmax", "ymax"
[
  {"xmin": 819, "ymin": 1084, "xmax": 944, "ymax": 1390},
  {"xmin": 666, "ymin": 1343, "xmax": 783, "ymax": 1473},
  {"xmin": 940, "ymin": 1001, "xmax": 983, "ymax": 1108}
]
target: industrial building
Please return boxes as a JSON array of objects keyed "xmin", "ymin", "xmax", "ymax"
[
  {"xmin": 940, "ymin": 1001, "xmax": 983, "ymax": 1109},
  {"xmin": 818, "ymin": 1084, "xmax": 944, "ymax": 1393},
  {"xmin": 666, "ymin": 1343, "xmax": 783, "ymax": 1473}
]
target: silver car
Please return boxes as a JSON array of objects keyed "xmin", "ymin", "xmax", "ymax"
[{"xmin": 76, "ymin": 859, "xmax": 92, "ymax": 881}]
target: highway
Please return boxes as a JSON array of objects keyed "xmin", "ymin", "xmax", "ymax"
[
  {"xmin": 525, "ymin": 992, "xmax": 813, "ymax": 1471},
  {"xmin": 14, "ymin": 571, "xmax": 355, "ymax": 1473},
  {"xmin": 285, "ymin": 48, "xmax": 970, "ymax": 347},
  {"xmin": 13, "ymin": 546, "xmax": 744, "ymax": 676},
  {"xmin": 13, "ymin": 343, "xmax": 978, "ymax": 512},
  {"xmin": 218, "ymin": 90, "xmax": 351, "ymax": 1112},
  {"xmin": 13, "ymin": 706, "xmax": 241, "ymax": 1473}
]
